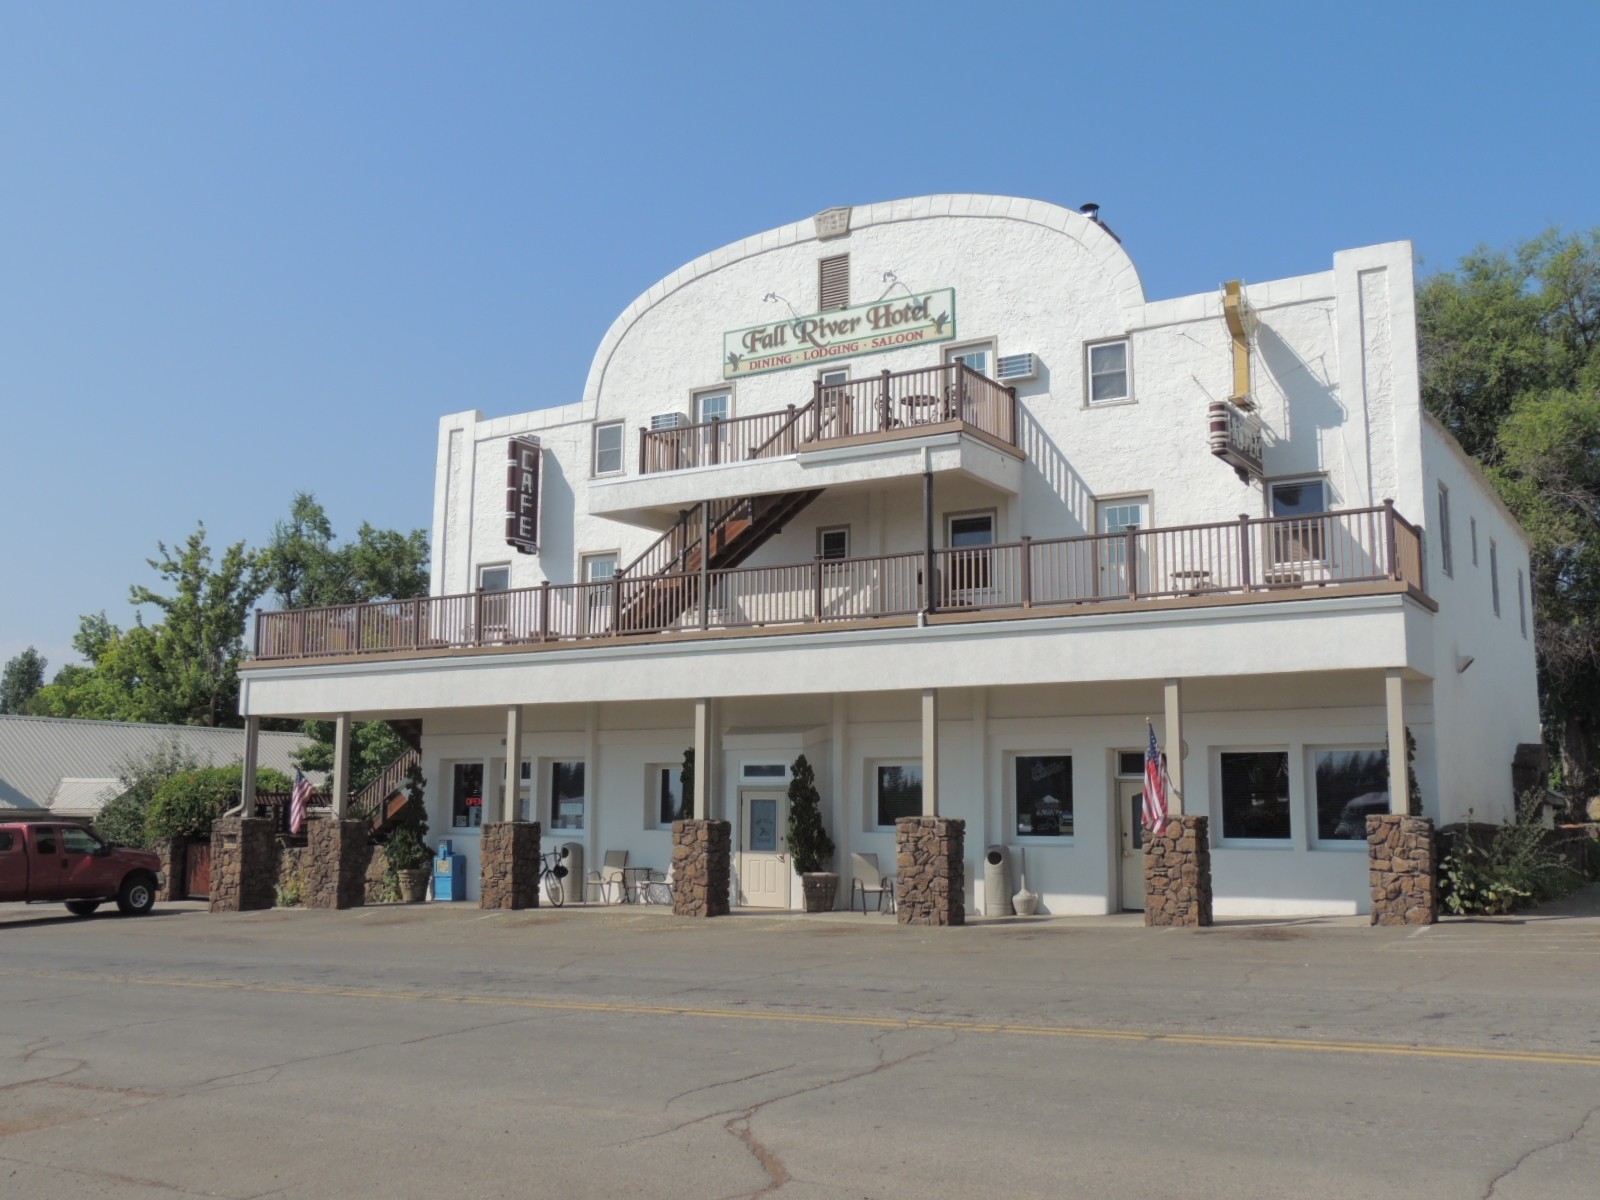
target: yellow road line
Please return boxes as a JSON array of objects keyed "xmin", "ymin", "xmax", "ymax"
[{"xmin": 5, "ymin": 967, "xmax": 1598, "ymax": 1068}]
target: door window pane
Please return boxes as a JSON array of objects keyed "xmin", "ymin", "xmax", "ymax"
[
  {"xmin": 61, "ymin": 827, "xmax": 99, "ymax": 854},
  {"xmin": 1220, "ymin": 751, "xmax": 1291, "ymax": 840},
  {"xmin": 1270, "ymin": 481, "xmax": 1328, "ymax": 565},
  {"xmin": 551, "ymin": 761, "xmax": 585, "ymax": 830},
  {"xmin": 35, "ymin": 829, "xmax": 57, "ymax": 855},
  {"xmin": 1015, "ymin": 755, "xmax": 1073, "ymax": 837},
  {"xmin": 748, "ymin": 798, "xmax": 779, "ymax": 851},
  {"xmin": 818, "ymin": 527, "xmax": 850, "ymax": 560},
  {"xmin": 451, "ymin": 763, "xmax": 485, "ymax": 829},
  {"xmin": 947, "ymin": 347, "xmax": 990, "ymax": 376},
  {"xmin": 875, "ymin": 764, "xmax": 923, "ymax": 826},
  {"xmin": 695, "ymin": 391, "xmax": 730, "ymax": 424},
  {"xmin": 1313, "ymin": 749, "xmax": 1389, "ymax": 841}
]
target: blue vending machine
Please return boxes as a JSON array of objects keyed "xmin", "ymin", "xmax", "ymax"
[{"xmin": 433, "ymin": 840, "xmax": 466, "ymax": 901}]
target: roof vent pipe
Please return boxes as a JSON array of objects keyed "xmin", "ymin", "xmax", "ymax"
[{"xmin": 1079, "ymin": 203, "xmax": 1101, "ymax": 221}]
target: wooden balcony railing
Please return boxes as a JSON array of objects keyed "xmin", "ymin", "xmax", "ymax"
[
  {"xmin": 638, "ymin": 362, "xmax": 1016, "ymax": 474},
  {"xmin": 252, "ymin": 505, "xmax": 1426, "ymax": 663}
]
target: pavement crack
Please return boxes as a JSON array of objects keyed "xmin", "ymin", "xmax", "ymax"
[
  {"xmin": 721, "ymin": 1110, "xmax": 791, "ymax": 1199},
  {"xmin": 663, "ymin": 1062, "xmax": 795, "ymax": 1110},
  {"xmin": 1482, "ymin": 1102, "xmax": 1600, "ymax": 1198},
  {"xmin": 0, "ymin": 1150, "xmax": 243, "ymax": 1197}
]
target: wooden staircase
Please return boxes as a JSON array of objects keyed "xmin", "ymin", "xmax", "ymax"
[{"xmin": 614, "ymin": 489, "xmax": 823, "ymax": 633}]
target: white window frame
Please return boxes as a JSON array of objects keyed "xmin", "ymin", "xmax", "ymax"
[
  {"xmin": 693, "ymin": 387, "xmax": 732, "ymax": 426},
  {"xmin": 869, "ymin": 759, "xmax": 923, "ymax": 830},
  {"xmin": 1307, "ymin": 745, "xmax": 1389, "ymax": 849},
  {"xmin": 1437, "ymin": 483, "xmax": 1453, "ymax": 577},
  {"xmin": 477, "ymin": 563, "xmax": 511, "ymax": 592},
  {"xmin": 593, "ymin": 421, "xmax": 624, "ymax": 477},
  {"xmin": 1212, "ymin": 746, "xmax": 1295, "ymax": 848},
  {"xmin": 817, "ymin": 525, "xmax": 850, "ymax": 561},
  {"xmin": 740, "ymin": 761, "xmax": 789, "ymax": 784},
  {"xmin": 1084, "ymin": 337, "xmax": 1132, "ymax": 407},
  {"xmin": 944, "ymin": 340, "xmax": 996, "ymax": 379},
  {"xmin": 1008, "ymin": 751, "xmax": 1075, "ymax": 842},
  {"xmin": 546, "ymin": 758, "xmax": 587, "ymax": 832},
  {"xmin": 649, "ymin": 763, "xmax": 688, "ymax": 829}
]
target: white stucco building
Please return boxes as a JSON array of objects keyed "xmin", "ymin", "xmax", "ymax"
[{"xmin": 239, "ymin": 194, "xmax": 1538, "ymax": 916}]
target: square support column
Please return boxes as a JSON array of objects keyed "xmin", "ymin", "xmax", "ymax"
[
  {"xmin": 481, "ymin": 821, "xmax": 542, "ymax": 909},
  {"xmin": 921, "ymin": 688, "xmax": 940, "ymax": 816},
  {"xmin": 896, "ymin": 816, "xmax": 965, "ymax": 926},
  {"xmin": 504, "ymin": 705, "xmax": 524, "ymax": 823},
  {"xmin": 1144, "ymin": 815, "xmax": 1212, "ymax": 927},
  {"xmin": 306, "ymin": 817, "xmax": 368, "ymax": 909},
  {"xmin": 209, "ymin": 816, "xmax": 275, "ymax": 913},
  {"xmin": 693, "ymin": 698, "xmax": 720, "ymax": 820},
  {"xmin": 1368, "ymin": 815, "xmax": 1437, "ymax": 925},
  {"xmin": 238, "ymin": 716, "xmax": 259, "ymax": 818},
  {"xmin": 1163, "ymin": 679, "xmax": 1185, "ymax": 815},
  {"xmin": 332, "ymin": 713, "xmax": 352, "ymax": 819},
  {"xmin": 1385, "ymin": 669, "xmax": 1408, "ymax": 814},
  {"xmin": 672, "ymin": 819, "xmax": 730, "ymax": 917}
]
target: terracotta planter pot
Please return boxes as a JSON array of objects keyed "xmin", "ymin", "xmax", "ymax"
[
  {"xmin": 800, "ymin": 872, "xmax": 838, "ymax": 913},
  {"xmin": 396, "ymin": 868, "xmax": 431, "ymax": 904}
]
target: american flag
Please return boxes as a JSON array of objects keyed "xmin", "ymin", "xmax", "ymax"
[
  {"xmin": 1143, "ymin": 722, "xmax": 1168, "ymax": 833},
  {"xmin": 290, "ymin": 770, "xmax": 314, "ymax": 835}
]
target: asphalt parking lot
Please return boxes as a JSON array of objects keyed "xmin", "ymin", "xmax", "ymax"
[{"xmin": 2, "ymin": 894, "xmax": 1598, "ymax": 1199}]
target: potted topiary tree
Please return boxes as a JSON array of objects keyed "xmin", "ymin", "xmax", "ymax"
[
  {"xmin": 385, "ymin": 764, "xmax": 432, "ymax": 903},
  {"xmin": 784, "ymin": 754, "xmax": 837, "ymax": 912}
]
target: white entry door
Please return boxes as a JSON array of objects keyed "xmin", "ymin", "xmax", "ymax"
[
  {"xmin": 1097, "ymin": 497, "xmax": 1149, "ymax": 598},
  {"xmin": 1116, "ymin": 778, "xmax": 1147, "ymax": 912},
  {"xmin": 740, "ymin": 790, "xmax": 789, "ymax": 909}
]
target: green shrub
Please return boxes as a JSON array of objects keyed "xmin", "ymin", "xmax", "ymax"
[
  {"xmin": 98, "ymin": 733, "xmax": 205, "ymax": 848},
  {"xmin": 381, "ymin": 764, "xmax": 431, "ymax": 896},
  {"xmin": 146, "ymin": 765, "xmax": 291, "ymax": 841},
  {"xmin": 1440, "ymin": 793, "xmax": 1584, "ymax": 915}
]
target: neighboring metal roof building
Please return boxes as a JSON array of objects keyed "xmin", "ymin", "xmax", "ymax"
[{"xmin": 0, "ymin": 715, "xmax": 317, "ymax": 815}]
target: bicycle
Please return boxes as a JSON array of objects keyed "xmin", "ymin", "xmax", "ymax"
[{"xmin": 539, "ymin": 850, "xmax": 568, "ymax": 907}]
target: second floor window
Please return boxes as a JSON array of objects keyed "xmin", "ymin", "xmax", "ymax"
[
  {"xmin": 946, "ymin": 345, "xmax": 991, "ymax": 377},
  {"xmin": 1087, "ymin": 339, "xmax": 1131, "ymax": 405},
  {"xmin": 478, "ymin": 565, "xmax": 510, "ymax": 592},
  {"xmin": 818, "ymin": 526, "xmax": 850, "ymax": 560},
  {"xmin": 593, "ymin": 422, "xmax": 623, "ymax": 475},
  {"xmin": 1438, "ymin": 483, "xmax": 1453, "ymax": 577}
]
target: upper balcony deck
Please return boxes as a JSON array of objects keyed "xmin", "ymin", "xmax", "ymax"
[
  {"xmin": 638, "ymin": 361, "xmax": 1017, "ymax": 475},
  {"xmin": 248, "ymin": 505, "xmax": 1431, "ymax": 668}
]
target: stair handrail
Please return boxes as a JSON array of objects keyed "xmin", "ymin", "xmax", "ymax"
[
  {"xmin": 747, "ymin": 397, "xmax": 817, "ymax": 459},
  {"xmin": 350, "ymin": 746, "xmax": 423, "ymax": 826}
]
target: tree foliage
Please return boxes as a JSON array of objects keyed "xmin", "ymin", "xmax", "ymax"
[
  {"xmin": 1418, "ymin": 229, "xmax": 1600, "ymax": 801},
  {"xmin": 22, "ymin": 495, "xmax": 427, "ymax": 732},
  {"xmin": 0, "ymin": 647, "xmax": 47, "ymax": 714},
  {"xmin": 95, "ymin": 732, "xmax": 208, "ymax": 848},
  {"xmin": 293, "ymin": 719, "xmax": 410, "ymax": 796},
  {"xmin": 145, "ymin": 764, "xmax": 291, "ymax": 841}
]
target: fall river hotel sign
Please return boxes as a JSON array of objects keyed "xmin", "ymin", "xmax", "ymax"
[{"xmin": 722, "ymin": 288, "xmax": 956, "ymax": 380}]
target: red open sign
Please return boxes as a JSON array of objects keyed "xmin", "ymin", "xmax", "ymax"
[{"xmin": 465, "ymin": 796, "xmax": 483, "ymax": 807}]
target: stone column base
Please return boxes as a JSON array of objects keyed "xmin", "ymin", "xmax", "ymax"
[
  {"xmin": 896, "ymin": 817, "xmax": 966, "ymax": 927},
  {"xmin": 1145, "ymin": 815, "xmax": 1213, "ymax": 927},
  {"xmin": 481, "ymin": 821, "xmax": 542, "ymax": 909},
  {"xmin": 209, "ymin": 817, "xmax": 275, "ymax": 913},
  {"xmin": 672, "ymin": 820, "xmax": 730, "ymax": 917},
  {"xmin": 306, "ymin": 818, "xmax": 369, "ymax": 909},
  {"xmin": 1368, "ymin": 814, "xmax": 1437, "ymax": 926},
  {"xmin": 155, "ymin": 838, "xmax": 187, "ymax": 903}
]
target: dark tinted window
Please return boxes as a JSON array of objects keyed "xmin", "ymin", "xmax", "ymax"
[
  {"xmin": 1015, "ymin": 755, "xmax": 1072, "ymax": 837},
  {"xmin": 0, "ymin": 831, "xmax": 14, "ymax": 852},
  {"xmin": 1220, "ymin": 752, "xmax": 1291, "ymax": 840},
  {"xmin": 35, "ymin": 830, "xmax": 58, "ymax": 855},
  {"xmin": 876, "ymin": 765, "xmax": 922, "ymax": 826}
]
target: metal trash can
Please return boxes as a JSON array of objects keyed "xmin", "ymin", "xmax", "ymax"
[
  {"xmin": 984, "ymin": 845, "xmax": 1013, "ymax": 916},
  {"xmin": 559, "ymin": 842, "xmax": 584, "ymax": 903}
]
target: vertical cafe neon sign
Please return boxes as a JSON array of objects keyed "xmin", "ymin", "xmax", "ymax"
[{"xmin": 505, "ymin": 436, "xmax": 541, "ymax": 554}]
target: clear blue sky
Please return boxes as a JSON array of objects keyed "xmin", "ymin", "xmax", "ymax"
[{"xmin": 2, "ymin": 2, "xmax": 1596, "ymax": 673}]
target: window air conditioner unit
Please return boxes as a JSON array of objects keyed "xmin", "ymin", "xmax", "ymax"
[
  {"xmin": 650, "ymin": 412, "xmax": 689, "ymax": 431},
  {"xmin": 996, "ymin": 353, "xmax": 1038, "ymax": 382}
]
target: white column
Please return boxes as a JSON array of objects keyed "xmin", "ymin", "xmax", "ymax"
[
  {"xmin": 585, "ymin": 702, "xmax": 599, "ymax": 840},
  {"xmin": 1385, "ymin": 669, "xmax": 1408, "ymax": 815},
  {"xmin": 237, "ymin": 716, "xmax": 259, "ymax": 818},
  {"xmin": 332, "ymin": 713, "xmax": 352, "ymax": 819},
  {"xmin": 831, "ymin": 693, "xmax": 848, "ymax": 879},
  {"xmin": 693, "ymin": 698, "xmax": 719, "ymax": 820},
  {"xmin": 1163, "ymin": 679, "xmax": 1185, "ymax": 816},
  {"xmin": 972, "ymin": 688, "xmax": 990, "ymax": 845},
  {"xmin": 504, "ymin": 705, "xmax": 524, "ymax": 824},
  {"xmin": 921, "ymin": 688, "xmax": 940, "ymax": 817}
]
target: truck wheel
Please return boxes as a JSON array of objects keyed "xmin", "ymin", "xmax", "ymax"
[
  {"xmin": 116, "ymin": 873, "xmax": 157, "ymax": 916},
  {"xmin": 65, "ymin": 900, "xmax": 101, "ymax": 917}
]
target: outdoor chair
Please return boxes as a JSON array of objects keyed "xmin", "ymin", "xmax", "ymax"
[
  {"xmin": 639, "ymin": 865, "xmax": 674, "ymax": 906},
  {"xmin": 587, "ymin": 849, "xmax": 628, "ymax": 904},
  {"xmin": 850, "ymin": 852, "xmax": 895, "ymax": 914}
]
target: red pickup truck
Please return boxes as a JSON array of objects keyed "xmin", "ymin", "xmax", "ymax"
[{"xmin": 0, "ymin": 821, "xmax": 164, "ymax": 916}]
